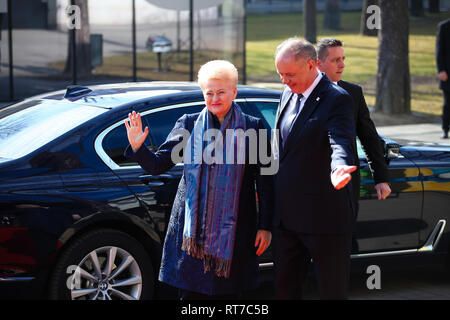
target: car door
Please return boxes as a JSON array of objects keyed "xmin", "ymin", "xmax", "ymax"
[
  {"xmin": 98, "ymin": 102, "xmax": 205, "ymax": 239},
  {"xmin": 354, "ymin": 140, "xmax": 423, "ymax": 255},
  {"xmin": 97, "ymin": 99, "xmax": 256, "ymax": 240},
  {"xmin": 138, "ymin": 103, "xmax": 205, "ymax": 236},
  {"xmin": 137, "ymin": 100, "xmax": 254, "ymax": 236}
]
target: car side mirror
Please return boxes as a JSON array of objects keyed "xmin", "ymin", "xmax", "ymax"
[
  {"xmin": 386, "ymin": 143, "xmax": 400, "ymax": 160},
  {"xmin": 380, "ymin": 136, "xmax": 400, "ymax": 164}
]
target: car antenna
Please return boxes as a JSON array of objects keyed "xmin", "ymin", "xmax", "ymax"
[{"xmin": 64, "ymin": 85, "xmax": 93, "ymax": 99}]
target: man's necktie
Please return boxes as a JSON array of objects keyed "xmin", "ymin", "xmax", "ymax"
[{"xmin": 281, "ymin": 94, "xmax": 303, "ymax": 145}]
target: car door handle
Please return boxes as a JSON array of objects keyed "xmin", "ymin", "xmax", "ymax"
[{"xmin": 139, "ymin": 174, "xmax": 174, "ymax": 187}]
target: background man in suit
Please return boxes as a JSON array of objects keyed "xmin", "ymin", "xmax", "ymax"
[
  {"xmin": 436, "ymin": 19, "xmax": 450, "ymax": 139},
  {"xmin": 316, "ymin": 38, "xmax": 391, "ymax": 216},
  {"xmin": 273, "ymin": 38, "xmax": 357, "ymax": 299}
]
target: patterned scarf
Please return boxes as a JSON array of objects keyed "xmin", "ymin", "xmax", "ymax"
[{"xmin": 182, "ymin": 103, "xmax": 246, "ymax": 278}]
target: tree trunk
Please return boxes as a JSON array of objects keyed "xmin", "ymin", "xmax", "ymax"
[
  {"xmin": 64, "ymin": 0, "xmax": 91, "ymax": 78},
  {"xmin": 303, "ymin": 0, "xmax": 316, "ymax": 44},
  {"xmin": 375, "ymin": 0, "xmax": 411, "ymax": 114},
  {"xmin": 360, "ymin": 0, "xmax": 379, "ymax": 37},
  {"xmin": 323, "ymin": 0, "xmax": 340, "ymax": 30},
  {"xmin": 428, "ymin": 0, "xmax": 440, "ymax": 13},
  {"xmin": 410, "ymin": 0, "xmax": 425, "ymax": 17}
]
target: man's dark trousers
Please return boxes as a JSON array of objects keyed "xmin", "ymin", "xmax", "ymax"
[{"xmin": 274, "ymin": 226, "xmax": 352, "ymax": 299}]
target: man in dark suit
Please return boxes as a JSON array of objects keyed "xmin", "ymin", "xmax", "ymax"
[
  {"xmin": 436, "ymin": 19, "xmax": 450, "ymax": 139},
  {"xmin": 316, "ymin": 38, "xmax": 391, "ymax": 211},
  {"xmin": 273, "ymin": 38, "xmax": 357, "ymax": 299}
]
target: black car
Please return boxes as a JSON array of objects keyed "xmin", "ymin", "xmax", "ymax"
[{"xmin": 0, "ymin": 82, "xmax": 449, "ymax": 300}]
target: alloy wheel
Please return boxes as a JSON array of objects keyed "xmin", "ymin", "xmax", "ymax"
[{"xmin": 67, "ymin": 246, "xmax": 143, "ymax": 300}]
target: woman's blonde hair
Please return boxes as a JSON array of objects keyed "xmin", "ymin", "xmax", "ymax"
[{"xmin": 197, "ymin": 60, "xmax": 238, "ymax": 89}]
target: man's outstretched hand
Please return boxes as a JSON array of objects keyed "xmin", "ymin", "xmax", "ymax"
[{"xmin": 331, "ymin": 165, "xmax": 357, "ymax": 190}]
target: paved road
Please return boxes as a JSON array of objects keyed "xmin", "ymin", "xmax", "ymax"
[{"xmin": 242, "ymin": 264, "xmax": 450, "ymax": 300}]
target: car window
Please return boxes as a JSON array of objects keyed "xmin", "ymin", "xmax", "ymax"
[
  {"xmin": 0, "ymin": 99, "xmax": 107, "ymax": 160},
  {"xmin": 144, "ymin": 105, "xmax": 205, "ymax": 147},
  {"xmin": 101, "ymin": 104, "xmax": 205, "ymax": 167},
  {"xmin": 102, "ymin": 123, "xmax": 139, "ymax": 167},
  {"xmin": 100, "ymin": 101, "xmax": 275, "ymax": 169},
  {"xmin": 246, "ymin": 101, "xmax": 278, "ymax": 130},
  {"xmin": 356, "ymin": 138, "xmax": 365, "ymax": 159}
]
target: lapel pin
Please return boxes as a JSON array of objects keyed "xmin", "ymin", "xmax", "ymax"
[{"xmin": 316, "ymin": 97, "xmax": 320, "ymax": 102}]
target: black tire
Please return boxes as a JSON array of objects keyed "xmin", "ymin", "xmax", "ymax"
[{"xmin": 49, "ymin": 228, "xmax": 154, "ymax": 300}]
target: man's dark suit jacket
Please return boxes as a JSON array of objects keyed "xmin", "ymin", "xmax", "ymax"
[
  {"xmin": 436, "ymin": 18, "xmax": 450, "ymax": 91},
  {"xmin": 274, "ymin": 74, "xmax": 356, "ymax": 234},
  {"xmin": 338, "ymin": 80, "xmax": 390, "ymax": 203}
]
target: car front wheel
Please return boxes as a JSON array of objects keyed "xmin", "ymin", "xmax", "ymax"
[{"xmin": 49, "ymin": 228, "xmax": 154, "ymax": 300}]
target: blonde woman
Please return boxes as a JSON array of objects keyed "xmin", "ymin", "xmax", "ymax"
[{"xmin": 125, "ymin": 60, "xmax": 273, "ymax": 299}]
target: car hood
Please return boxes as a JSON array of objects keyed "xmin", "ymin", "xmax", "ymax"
[
  {"xmin": 397, "ymin": 139, "xmax": 450, "ymax": 150},
  {"xmin": 397, "ymin": 139, "xmax": 450, "ymax": 162}
]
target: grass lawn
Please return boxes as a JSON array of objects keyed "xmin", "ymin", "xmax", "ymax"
[{"xmin": 246, "ymin": 11, "xmax": 449, "ymax": 115}]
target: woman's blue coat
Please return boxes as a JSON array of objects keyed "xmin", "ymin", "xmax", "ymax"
[{"xmin": 126, "ymin": 110, "xmax": 274, "ymax": 295}]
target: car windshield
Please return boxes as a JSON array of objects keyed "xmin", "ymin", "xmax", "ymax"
[{"xmin": 0, "ymin": 99, "xmax": 107, "ymax": 161}]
